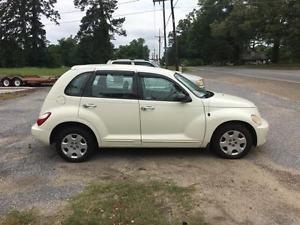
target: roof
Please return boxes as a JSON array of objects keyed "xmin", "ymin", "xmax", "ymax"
[{"xmin": 71, "ymin": 64, "xmax": 176, "ymax": 78}]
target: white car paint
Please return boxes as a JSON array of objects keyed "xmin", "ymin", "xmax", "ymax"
[{"xmin": 32, "ymin": 64, "xmax": 268, "ymax": 159}]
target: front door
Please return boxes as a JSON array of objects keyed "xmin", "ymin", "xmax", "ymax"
[
  {"xmin": 138, "ymin": 73, "xmax": 206, "ymax": 148},
  {"xmin": 79, "ymin": 71, "xmax": 141, "ymax": 147}
]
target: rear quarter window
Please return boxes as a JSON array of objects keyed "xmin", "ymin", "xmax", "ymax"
[{"xmin": 65, "ymin": 72, "xmax": 92, "ymax": 96}]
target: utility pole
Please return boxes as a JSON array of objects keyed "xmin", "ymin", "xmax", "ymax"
[
  {"xmin": 170, "ymin": 0, "xmax": 179, "ymax": 71},
  {"xmin": 162, "ymin": 0, "xmax": 168, "ymax": 68},
  {"xmin": 153, "ymin": 0, "xmax": 168, "ymax": 68},
  {"xmin": 155, "ymin": 29, "xmax": 163, "ymax": 64}
]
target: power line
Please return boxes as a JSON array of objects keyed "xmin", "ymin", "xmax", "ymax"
[
  {"xmin": 45, "ymin": 6, "xmax": 195, "ymax": 26},
  {"xmin": 59, "ymin": 0, "xmax": 140, "ymax": 15}
]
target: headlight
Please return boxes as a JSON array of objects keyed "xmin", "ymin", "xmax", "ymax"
[{"xmin": 251, "ymin": 115, "xmax": 262, "ymax": 126}]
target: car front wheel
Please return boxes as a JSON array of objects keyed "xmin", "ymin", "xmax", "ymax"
[
  {"xmin": 55, "ymin": 126, "xmax": 97, "ymax": 162},
  {"xmin": 211, "ymin": 124, "xmax": 253, "ymax": 159}
]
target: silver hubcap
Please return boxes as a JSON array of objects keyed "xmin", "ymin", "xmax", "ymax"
[
  {"xmin": 14, "ymin": 80, "xmax": 21, "ymax": 86},
  {"xmin": 3, "ymin": 80, "xmax": 10, "ymax": 87},
  {"xmin": 61, "ymin": 134, "xmax": 88, "ymax": 159},
  {"xmin": 219, "ymin": 130, "xmax": 247, "ymax": 156}
]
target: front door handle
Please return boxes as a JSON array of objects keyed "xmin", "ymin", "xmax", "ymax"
[
  {"xmin": 83, "ymin": 103, "xmax": 97, "ymax": 109},
  {"xmin": 141, "ymin": 106, "xmax": 155, "ymax": 111}
]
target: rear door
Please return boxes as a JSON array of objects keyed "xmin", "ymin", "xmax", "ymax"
[
  {"xmin": 138, "ymin": 73, "xmax": 206, "ymax": 148},
  {"xmin": 79, "ymin": 70, "xmax": 141, "ymax": 147}
]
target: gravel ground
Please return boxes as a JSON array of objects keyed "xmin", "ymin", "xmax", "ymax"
[
  {"xmin": 0, "ymin": 73, "xmax": 299, "ymax": 225},
  {"xmin": 0, "ymin": 87, "xmax": 35, "ymax": 94}
]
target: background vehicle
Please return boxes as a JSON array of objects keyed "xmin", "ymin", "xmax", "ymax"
[
  {"xmin": 32, "ymin": 65, "xmax": 268, "ymax": 162},
  {"xmin": 0, "ymin": 75, "xmax": 57, "ymax": 87},
  {"xmin": 107, "ymin": 59, "xmax": 159, "ymax": 67},
  {"xmin": 107, "ymin": 60, "xmax": 205, "ymax": 88},
  {"xmin": 181, "ymin": 73, "xmax": 205, "ymax": 89}
]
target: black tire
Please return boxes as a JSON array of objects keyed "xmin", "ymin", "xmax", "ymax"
[
  {"xmin": 211, "ymin": 123, "xmax": 253, "ymax": 159},
  {"xmin": 12, "ymin": 77, "xmax": 23, "ymax": 87},
  {"xmin": 55, "ymin": 126, "xmax": 97, "ymax": 162},
  {"xmin": 1, "ymin": 77, "xmax": 11, "ymax": 87}
]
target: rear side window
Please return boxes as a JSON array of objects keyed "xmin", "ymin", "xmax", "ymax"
[
  {"xmin": 65, "ymin": 72, "xmax": 91, "ymax": 96},
  {"xmin": 112, "ymin": 61, "xmax": 132, "ymax": 65},
  {"xmin": 85, "ymin": 72, "xmax": 137, "ymax": 99}
]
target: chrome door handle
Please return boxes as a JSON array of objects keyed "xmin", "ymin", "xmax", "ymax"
[
  {"xmin": 83, "ymin": 103, "xmax": 97, "ymax": 109},
  {"xmin": 141, "ymin": 106, "xmax": 155, "ymax": 111}
]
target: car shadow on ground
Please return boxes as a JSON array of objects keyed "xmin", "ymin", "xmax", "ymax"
[{"xmin": 90, "ymin": 147, "xmax": 216, "ymax": 161}]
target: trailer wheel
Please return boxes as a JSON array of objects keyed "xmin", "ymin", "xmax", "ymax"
[
  {"xmin": 13, "ymin": 77, "xmax": 22, "ymax": 87},
  {"xmin": 1, "ymin": 78, "xmax": 11, "ymax": 87}
]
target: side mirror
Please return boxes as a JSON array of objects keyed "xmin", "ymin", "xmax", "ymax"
[{"xmin": 175, "ymin": 92, "xmax": 192, "ymax": 103}]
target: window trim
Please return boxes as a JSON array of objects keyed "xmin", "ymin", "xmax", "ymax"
[
  {"xmin": 82, "ymin": 70, "xmax": 139, "ymax": 100},
  {"xmin": 64, "ymin": 71, "xmax": 94, "ymax": 97},
  {"xmin": 137, "ymin": 72, "xmax": 191, "ymax": 102}
]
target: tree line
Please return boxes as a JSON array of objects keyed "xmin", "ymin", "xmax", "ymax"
[
  {"xmin": 0, "ymin": 0, "xmax": 150, "ymax": 68},
  {"xmin": 166, "ymin": 0, "xmax": 300, "ymax": 66}
]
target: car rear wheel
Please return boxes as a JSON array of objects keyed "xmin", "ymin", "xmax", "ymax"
[
  {"xmin": 211, "ymin": 123, "xmax": 253, "ymax": 159},
  {"xmin": 55, "ymin": 126, "xmax": 97, "ymax": 162},
  {"xmin": 2, "ymin": 78, "xmax": 11, "ymax": 87}
]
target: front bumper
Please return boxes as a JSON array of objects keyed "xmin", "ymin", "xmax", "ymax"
[
  {"xmin": 255, "ymin": 118, "xmax": 269, "ymax": 146},
  {"xmin": 31, "ymin": 123, "xmax": 51, "ymax": 145}
]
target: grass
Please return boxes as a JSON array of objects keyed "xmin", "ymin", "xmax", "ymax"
[
  {"xmin": 0, "ymin": 181, "xmax": 208, "ymax": 225},
  {"xmin": 226, "ymin": 63, "xmax": 300, "ymax": 70},
  {"xmin": 0, "ymin": 67, "xmax": 69, "ymax": 77},
  {"xmin": 0, "ymin": 210, "xmax": 38, "ymax": 225}
]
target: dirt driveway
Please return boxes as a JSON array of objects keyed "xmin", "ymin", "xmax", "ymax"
[{"xmin": 0, "ymin": 74, "xmax": 300, "ymax": 225}]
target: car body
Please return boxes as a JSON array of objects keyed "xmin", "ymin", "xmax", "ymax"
[
  {"xmin": 32, "ymin": 65, "xmax": 269, "ymax": 162},
  {"xmin": 107, "ymin": 59, "xmax": 159, "ymax": 67}
]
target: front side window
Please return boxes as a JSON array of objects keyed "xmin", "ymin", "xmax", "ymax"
[
  {"xmin": 65, "ymin": 72, "xmax": 91, "ymax": 96},
  {"xmin": 86, "ymin": 72, "xmax": 136, "ymax": 99},
  {"xmin": 140, "ymin": 75, "xmax": 186, "ymax": 101}
]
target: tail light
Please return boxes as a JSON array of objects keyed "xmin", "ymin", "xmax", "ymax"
[{"xmin": 37, "ymin": 112, "xmax": 51, "ymax": 126}]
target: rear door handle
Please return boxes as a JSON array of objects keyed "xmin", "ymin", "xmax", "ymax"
[
  {"xmin": 83, "ymin": 103, "xmax": 97, "ymax": 109},
  {"xmin": 141, "ymin": 106, "xmax": 155, "ymax": 111}
]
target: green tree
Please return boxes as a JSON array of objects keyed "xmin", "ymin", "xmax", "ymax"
[
  {"xmin": 26, "ymin": 0, "xmax": 60, "ymax": 66},
  {"xmin": 115, "ymin": 38, "xmax": 150, "ymax": 60},
  {"xmin": 47, "ymin": 36, "xmax": 80, "ymax": 67},
  {"xmin": 0, "ymin": 0, "xmax": 60, "ymax": 67},
  {"xmin": 170, "ymin": 0, "xmax": 300, "ymax": 65},
  {"xmin": 74, "ymin": 0, "xmax": 126, "ymax": 64}
]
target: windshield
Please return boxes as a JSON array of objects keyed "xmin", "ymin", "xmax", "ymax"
[{"xmin": 175, "ymin": 73, "xmax": 208, "ymax": 98}]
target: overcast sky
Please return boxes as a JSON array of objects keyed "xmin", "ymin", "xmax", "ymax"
[{"xmin": 44, "ymin": 0, "xmax": 199, "ymax": 56}]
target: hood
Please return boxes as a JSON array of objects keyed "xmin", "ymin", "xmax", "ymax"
[{"xmin": 205, "ymin": 92, "xmax": 256, "ymax": 108}]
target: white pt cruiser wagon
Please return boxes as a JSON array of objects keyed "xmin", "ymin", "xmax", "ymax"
[{"xmin": 32, "ymin": 65, "xmax": 269, "ymax": 162}]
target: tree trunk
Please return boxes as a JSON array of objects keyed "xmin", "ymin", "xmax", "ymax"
[{"xmin": 272, "ymin": 38, "xmax": 280, "ymax": 63}]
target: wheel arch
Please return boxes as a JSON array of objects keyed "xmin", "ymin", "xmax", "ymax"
[
  {"xmin": 50, "ymin": 122, "xmax": 99, "ymax": 147},
  {"xmin": 210, "ymin": 120, "xmax": 257, "ymax": 147}
]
